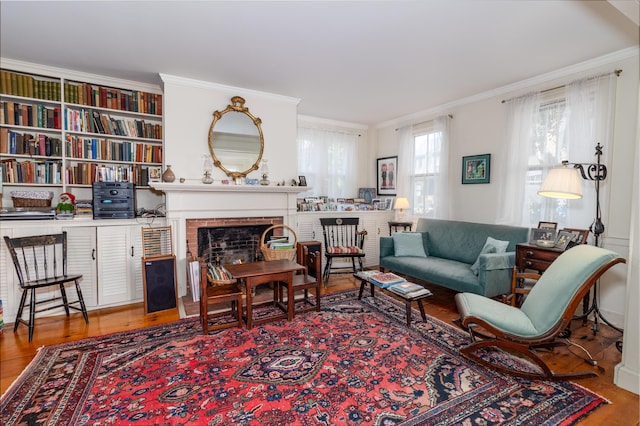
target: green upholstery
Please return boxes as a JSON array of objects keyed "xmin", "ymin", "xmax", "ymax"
[{"xmin": 521, "ymin": 245, "xmax": 622, "ymax": 335}]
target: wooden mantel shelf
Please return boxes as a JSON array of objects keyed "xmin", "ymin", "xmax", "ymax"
[{"xmin": 150, "ymin": 182, "xmax": 310, "ymax": 193}]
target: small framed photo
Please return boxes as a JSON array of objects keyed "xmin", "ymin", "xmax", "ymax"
[
  {"xmin": 530, "ymin": 228, "xmax": 556, "ymax": 244},
  {"xmin": 377, "ymin": 156, "xmax": 397, "ymax": 196},
  {"xmin": 372, "ymin": 198, "xmax": 382, "ymax": 210},
  {"xmin": 358, "ymin": 187, "xmax": 376, "ymax": 203},
  {"xmin": 462, "ymin": 153, "xmax": 491, "ymax": 184},
  {"xmin": 298, "ymin": 176, "xmax": 307, "ymax": 186},
  {"xmin": 383, "ymin": 197, "xmax": 394, "ymax": 210},
  {"xmin": 148, "ymin": 166, "xmax": 162, "ymax": 183},
  {"xmin": 563, "ymin": 228, "xmax": 590, "ymax": 245},
  {"xmin": 538, "ymin": 221, "xmax": 558, "ymax": 230},
  {"xmin": 555, "ymin": 230, "xmax": 574, "ymax": 250}
]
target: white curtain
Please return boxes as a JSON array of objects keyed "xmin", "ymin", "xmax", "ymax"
[
  {"xmin": 497, "ymin": 92, "xmax": 540, "ymax": 225},
  {"xmin": 433, "ymin": 115, "xmax": 451, "ymax": 219},
  {"xmin": 563, "ymin": 73, "xmax": 617, "ymax": 240},
  {"xmin": 396, "ymin": 125, "xmax": 412, "ymax": 199},
  {"xmin": 297, "ymin": 126, "xmax": 358, "ymax": 198}
]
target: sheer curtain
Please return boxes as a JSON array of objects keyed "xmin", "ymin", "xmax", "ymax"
[
  {"xmin": 432, "ymin": 115, "xmax": 451, "ymax": 219},
  {"xmin": 297, "ymin": 126, "xmax": 358, "ymax": 198},
  {"xmin": 498, "ymin": 73, "xmax": 617, "ymax": 234},
  {"xmin": 497, "ymin": 91, "xmax": 541, "ymax": 225},
  {"xmin": 396, "ymin": 125, "xmax": 412, "ymax": 199}
]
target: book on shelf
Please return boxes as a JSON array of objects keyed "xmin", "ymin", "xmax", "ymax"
[{"xmin": 387, "ymin": 283, "xmax": 432, "ymax": 299}]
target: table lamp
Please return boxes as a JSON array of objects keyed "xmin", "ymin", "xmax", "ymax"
[{"xmin": 394, "ymin": 197, "xmax": 410, "ymax": 221}]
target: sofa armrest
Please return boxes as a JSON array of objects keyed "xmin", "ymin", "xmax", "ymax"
[
  {"xmin": 379, "ymin": 236, "xmax": 395, "ymax": 258},
  {"xmin": 478, "ymin": 252, "xmax": 516, "ymax": 298}
]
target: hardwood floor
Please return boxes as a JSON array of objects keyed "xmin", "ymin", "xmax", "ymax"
[{"xmin": 1, "ymin": 274, "xmax": 638, "ymax": 425}]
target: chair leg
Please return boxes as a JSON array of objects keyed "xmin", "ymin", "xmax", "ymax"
[
  {"xmin": 351, "ymin": 258, "xmax": 357, "ymax": 273},
  {"xmin": 357, "ymin": 257, "xmax": 364, "ymax": 271},
  {"xmin": 323, "ymin": 258, "xmax": 332, "ymax": 285},
  {"xmin": 14, "ymin": 289, "xmax": 28, "ymax": 332},
  {"xmin": 59, "ymin": 284, "xmax": 71, "ymax": 316},
  {"xmin": 75, "ymin": 280, "xmax": 89, "ymax": 323},
  {"xmin": 28, "ymin": 288, "xmax": 36, "ymax": 342}
]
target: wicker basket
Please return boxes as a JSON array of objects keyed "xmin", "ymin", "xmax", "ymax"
[
  {"xmin": 260, "ymin": 224, "xmax": 297, "ymax": 261},
  {"xmin": 11, "ymin": 191, "xmax": 54, "ymax": 208},
  {"xmin": 206, "ymin": 264, "xmax": 236, "ymax": 286}
]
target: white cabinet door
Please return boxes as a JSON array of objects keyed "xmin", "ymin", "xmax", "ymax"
[
  {"xmin": 361, "ymin": 215, "xmax": 380, "ymax": 267},
  {"xmin": 97, "ymin": 226, "xmax": 131, "ymax": 305},
  {"xmin": 129, "ymin": 224, "xmax": 144, "ymax": 301},
  {"xmin": 63, "ymin": 226, "xmax": 98, "ymax": 307}
]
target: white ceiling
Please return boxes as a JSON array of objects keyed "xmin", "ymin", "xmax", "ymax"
[{"xmin": 1, "ymin": 1, "xmax": 638, "ymax": 126}]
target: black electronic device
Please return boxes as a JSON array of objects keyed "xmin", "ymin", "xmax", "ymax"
[{"xmin": 92, "ymin": 182, "xmax": 136, "ymax": 219}]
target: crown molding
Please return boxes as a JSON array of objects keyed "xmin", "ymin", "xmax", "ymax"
[{"xmin": 160, "ymin": 73, "xmax": 300, "ymax": 106}]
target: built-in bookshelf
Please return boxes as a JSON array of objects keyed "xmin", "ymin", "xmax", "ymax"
[{"xmin": 0, "ymin": 66, "xmax": 163, "ymax": 192}]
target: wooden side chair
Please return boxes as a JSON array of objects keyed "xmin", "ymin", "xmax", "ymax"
[
  {"xmin": 199, "ymin": 261, "xmax": 243, "ymax": 333},
  {"xmin": 320, "ymin": 217, "xmax": 367, "ymax": 285},
  {"xmin": 455, "ymin": 245, "xmax": 625, "ymax": 380},
  {"xmin": 4, "ymin": 232, "xmax": 89, "ymax": 342},
  {"xmin": 276, "ymin": 247, "xmax": 322, "ymax": 314}
]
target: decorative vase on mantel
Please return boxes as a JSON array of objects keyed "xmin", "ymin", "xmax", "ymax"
[{"xmin": 162, "ymin": 165, "xmax": 176, "ymax": 183}]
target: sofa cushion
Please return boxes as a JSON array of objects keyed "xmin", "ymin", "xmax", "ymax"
[
  {"xmin": 470, "ymin": 237, "xmax": 510, "ymax": 275},
  {"xmin": 393, "ymin": 232, "xmax": 427, "ymax": 257}
]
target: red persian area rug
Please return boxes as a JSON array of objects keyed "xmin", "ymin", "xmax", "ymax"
[{"xmin": 1, "ymin": 290, "xmax": 607, "ymax": 425}]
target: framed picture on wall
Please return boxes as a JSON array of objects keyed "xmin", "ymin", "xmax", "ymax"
[
  {"xmin": 462, "ymin": 153, "xmax": 491, "ymax": 184},
  {"xmin": 377, "ymin": 156, "xmax": 397, "ymax": 196}
]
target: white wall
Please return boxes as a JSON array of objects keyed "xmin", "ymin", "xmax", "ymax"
[{"xmin": 161, "ymin": 75, "xmax": 300, "ymax": 185}]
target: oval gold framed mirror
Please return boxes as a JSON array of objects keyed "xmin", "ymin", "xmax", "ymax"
[{"xmin": 208, "ymin": 96, "xmax": 264, "ymax": 180}]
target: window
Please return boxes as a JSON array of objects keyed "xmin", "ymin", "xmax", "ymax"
[
  {"xmin": 297, "ymin": 126, "xmax": 358, "ymax": 198},
  {"xmin": 411, "ymin": 124, "xmax": 442, "ymax": 217}
]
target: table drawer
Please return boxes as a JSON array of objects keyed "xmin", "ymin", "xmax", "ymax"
[
  {"xmin": 521, "ymin": 258, "xmax": 553, "ymax": 272},
  {"xmin": 521, "ymin": 248, "xmax": 560, "ymax": 262}
]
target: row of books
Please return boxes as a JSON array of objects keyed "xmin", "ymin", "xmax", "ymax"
[
  {"xmin": 266, "ymin": 237, "xmax": 294, "ymax": 250},
  {"xmin": 355, "ymin": 270, "xmax": 432, "ymax": 299},
  {"xmin": 66, "ymin": 163, "xmax": 153, "ymax": 186},
  {"xmin": 63, "ymin": 82, "xmax": 162, "ymax": 116},
  {"xmin": 65, "ymin": 109, "xmax": 162, "ymax": 139},
  {"xmin": 0, "ymin": 129, "xmax": 62, "ymax": 156},
  {"xmin": 0, "ymin": 70, "xmax": 61, "ymax": 101},
  {"xmin": 1, "ymin": 159, "xmax": 62, "ymax": 184},
  {"xmin": 0, "ymin": 70, "xmax": 163, "ymax": 116},
  {"xmin": 66, "ymin": 135, "xmax": 163, "ymax": 163},
  {"xmin": 75, "ymin": 199, "xmax": 93, "ymax": 215},
  {"xmin": 207, "ymin": 264, "xmax": 233, "ymax": 281},
  {"xmin": 1, "ymin": 102, "xmax": 62, "ymax": 129}
]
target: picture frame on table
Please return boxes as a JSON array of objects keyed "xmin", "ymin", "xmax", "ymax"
[
  {"xmin": 383, "ymin": 197, "xmax": 394, "ymax": 210},
  {"xmin": 462, "ymin": 153, "xmax": 491, "ymax": 184},
  {"xmin": 538, "ymin": 221, "xmax": 558, "ymax": 230},
  {"xmin": 563, "ymin": 228, "xmax": 590, "ymax": 245},
  {"xmin": 377, "ymin": 156, "xmax": 397, "ymax": 196},
  {"xmin": 555, "ymin": 230, "xmax": 574, "ymax": 250},
  {"xmin": 529, "ymin": 228, "xmax": 556, "ymax": 244},
  {"xmin": 298, "ymin": 176, "xmax": 307, "ymax": 186}
]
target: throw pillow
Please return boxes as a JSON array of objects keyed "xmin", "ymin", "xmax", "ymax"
[
  {"xmin": 393, "ymin": 232, "xmax": 427, "ymax": 257},
  {"xmin": 470, "ymin": 236, "xmax": 510, "ymax": 275}
]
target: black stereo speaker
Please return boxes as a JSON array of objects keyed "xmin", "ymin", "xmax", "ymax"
[{"xmin": 142, "ymin": 255, "xmax": 178, "ymax": 314}]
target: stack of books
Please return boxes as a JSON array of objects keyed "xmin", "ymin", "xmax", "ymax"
[
  {"xmin": 268, "ymin": 237, "xmax": 294, "ymax": 250},
  {"xmin": 365, "ymin": 271, "xmax": 407, "ymax": 288},
  {"xmin": 387, "ymin": 281, "xmax": 432, "ymax": 299},
  {"xmin": 75, "ymin": 199, "xmax": 93, "ymax": 215}
]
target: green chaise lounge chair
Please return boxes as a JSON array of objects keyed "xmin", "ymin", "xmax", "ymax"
[{"xmin": 455, "ymin": 244, "xmax": 625, "ymax": 380}]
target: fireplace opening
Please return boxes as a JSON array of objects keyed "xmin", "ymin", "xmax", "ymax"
[{"xmin": 198, "ymin": 225, "xmax": 284, "ymax": 265}]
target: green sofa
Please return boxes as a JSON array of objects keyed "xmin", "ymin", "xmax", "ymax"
[{"xmin": 379, "ymin": 218, "xmax": 530, "ymax": 298}]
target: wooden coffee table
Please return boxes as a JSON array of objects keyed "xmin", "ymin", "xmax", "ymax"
[
  {"xmin": 355, "ymin": 273, "xmax": 431, "ymax": 326},
  {"xmin": 225, "ymin": 259, "xmax": 305, "ymax": 329}
]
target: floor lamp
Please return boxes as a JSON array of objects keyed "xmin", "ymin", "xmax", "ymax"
[{"xmin": 537, "ymin": 143, "xmax": 621, "ymax": 340}]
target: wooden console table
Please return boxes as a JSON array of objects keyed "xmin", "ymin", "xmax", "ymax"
[{"xmin": 225, "ymin": 259, "xmax": 305, "ymax": 329}]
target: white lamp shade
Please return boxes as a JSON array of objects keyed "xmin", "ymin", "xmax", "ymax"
[
  {"xmin": 394, "ymin": 197, "xmax": 410, "ymax": 210},
  {"xmin": 537, "ymin": 167, "xmax": 583, "ymax": 199}
]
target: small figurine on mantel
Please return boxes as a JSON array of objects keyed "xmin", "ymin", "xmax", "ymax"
[{"xmin": 56, "ymin": 192, "xmax": 75, "ymax": 213}]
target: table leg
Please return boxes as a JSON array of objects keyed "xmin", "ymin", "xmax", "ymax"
[
  {"xmin": 405, "ymin": 299, "xmax": 412, "ymax": 326},
  {"xmin": 245, "ymin": 279, "xmax": 253, "ymax": 329},
  {"xmin": 287, "ymin": 271, "xmax": 294, "ymax": 321},
  {"xmin": 358, "ymin": 279, "xmax": 365, "ymax": 299},
  {"xmin": 370, "ymin": 282, "xmax": 375, "ymax": 298},
  {"xmin": 417, "ymin": 300, "xmax": 426, "ymax": 322}
]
